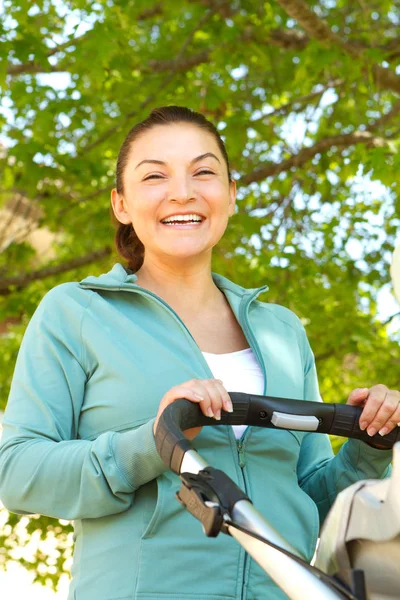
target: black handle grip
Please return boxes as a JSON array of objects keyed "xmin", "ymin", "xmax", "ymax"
[
  {"xmin": 154, "ymin": 395, "xmax": 251, "ymax": 473},
  {"xmin": 155, "ymin": 393, "xmax": 400, "ymax": 473},
  {"xmin": 329, "ymin": 403, "xmax": 400, "ymax": 448}
]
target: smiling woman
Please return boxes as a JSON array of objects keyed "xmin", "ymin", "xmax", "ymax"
[
  {"xmin": 111, "ymin": 106, "xmax": 235, "ymax": 275},
  {"xmin": 0, "ymin": 105, "xmax": 394, "ymax": 600}
]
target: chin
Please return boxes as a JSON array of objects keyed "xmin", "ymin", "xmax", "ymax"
[{"xmin": 161, "ymin": 246, "xmax": 212, "ymax": 260}]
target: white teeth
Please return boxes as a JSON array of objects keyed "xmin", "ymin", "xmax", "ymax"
[{"xmin": 161, "ymin": 213, "xmax": 203, "ymax": 224}]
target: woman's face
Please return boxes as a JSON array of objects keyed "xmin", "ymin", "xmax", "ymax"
[{"xmin": 111, "ymin": 123, "xmax": 236, "ymax": 266}]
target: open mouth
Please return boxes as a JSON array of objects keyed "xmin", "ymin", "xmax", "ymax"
[{"xmin": 160, "ymin": 214, "xmax": 205, "ymax": 227}]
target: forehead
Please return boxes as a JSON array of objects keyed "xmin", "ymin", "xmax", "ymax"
[{"xmin": 127, "ymin": 123, "xmax": 221, "ymax": 162}]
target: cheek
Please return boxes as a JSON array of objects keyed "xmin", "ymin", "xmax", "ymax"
[
  {"xmin": 144, "ymin": 185, "xmax": 164, "ymax": 200},
  {"xmin": 128, "ymin": 188, "xmax": 160, "ymax": 220},
  {"xmin": 204, "ymin": 183, "xmax": 231, "ymax": 210}
]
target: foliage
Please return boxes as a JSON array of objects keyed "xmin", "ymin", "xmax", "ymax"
[
  {"xmin": 1, "ymin": 0, "xmax": 399, "ymax": 588},
  {"xmin": 0, "ymin": 511, "xmax": 73, "ymax": 588}
]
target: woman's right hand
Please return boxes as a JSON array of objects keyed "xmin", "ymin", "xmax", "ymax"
[{"xmin": 153, "ymin": 378, "xmax": 233, "ymax": 440}]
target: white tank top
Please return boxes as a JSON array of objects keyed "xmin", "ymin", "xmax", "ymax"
[{"xmin": 201, "ymin": 347, "xmax": 264, "ymax": 439}]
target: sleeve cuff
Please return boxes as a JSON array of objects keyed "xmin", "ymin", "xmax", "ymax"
[
  {"xmin": 343, "ymin": 438, "xmax": 392, "ymax": 479},
  {"xmin": 111, "ymin": 418, "xmax": 168, "ymax": 491}
]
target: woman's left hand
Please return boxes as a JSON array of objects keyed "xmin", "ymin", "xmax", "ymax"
[{"xmin": 347, "ymin": 384, "xmax": 400, "ymax": 439}]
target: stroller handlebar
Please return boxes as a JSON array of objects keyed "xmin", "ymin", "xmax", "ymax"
[{"xmin": 155, "ymin": 393, "xmax": 399, "ymax": 473}]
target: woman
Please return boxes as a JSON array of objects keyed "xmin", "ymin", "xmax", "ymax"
[{"xmin": 0, "ymin": 106, "xmax": 397, "ymax": 600}]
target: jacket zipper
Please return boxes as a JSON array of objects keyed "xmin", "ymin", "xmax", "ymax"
[
  {"xmin": 239, "ymin": 290, "xmax": 267, "ymax": 396},
  {"xmin": 235, "ymin": 428, "xmax": 250, "ymax": 600},
  {"xmin": 236, "ymin": 290, "xmax": 267, "ymax": 600},
  {"xmin": 238, "ymin": 440, "xmax": 247, "ymax": 600}
]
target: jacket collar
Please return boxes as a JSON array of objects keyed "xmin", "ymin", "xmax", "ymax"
[{"xmin": 79, "ymin": 263, "xmax": 268, "ymax": 300}]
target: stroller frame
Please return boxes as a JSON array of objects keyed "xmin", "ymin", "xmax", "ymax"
[{"xmin": 155, "ymin": 393, "xmax": 400, "ymax": 600}]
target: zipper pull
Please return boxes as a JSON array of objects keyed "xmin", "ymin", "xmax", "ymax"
[{"xmin": 237, "ymin": 442, "xmax": 245, "ymax": 468}]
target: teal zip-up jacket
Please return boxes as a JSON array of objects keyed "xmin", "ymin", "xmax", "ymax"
[{"xmin": 0, "ymin": 264, "xmax": 392, "ymax": 600}]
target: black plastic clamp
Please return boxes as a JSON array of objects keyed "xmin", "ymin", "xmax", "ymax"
[{"xmin": 176, "ymin": 467, "xmax": 252, "ymax": 537}]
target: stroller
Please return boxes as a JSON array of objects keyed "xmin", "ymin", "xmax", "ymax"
[{"xmin": 154, "ymin": 393, "xmax": 400, "ymax": 600}]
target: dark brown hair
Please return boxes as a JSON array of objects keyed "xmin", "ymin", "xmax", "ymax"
[{"xmin": 113, "ymin": 105, "xmax": 232, "ymax": 273}]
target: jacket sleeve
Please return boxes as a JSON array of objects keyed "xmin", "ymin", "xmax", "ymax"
[
  {"xmin": 0, "ymin": 286, "xmax": 167, "ymax": 521},
  {"xmin": 296, "ymin": 330, "xmax": 392, "ymax": 526}
]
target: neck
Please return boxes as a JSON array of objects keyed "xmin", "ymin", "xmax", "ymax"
[{"xmin": 135, "ymin": 256, "xmax": 224, "ymax": 315}]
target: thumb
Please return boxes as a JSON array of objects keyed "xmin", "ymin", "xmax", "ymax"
[{"xmin": 347, "ymin": 387, "xmax": 369, "ymax": 405}]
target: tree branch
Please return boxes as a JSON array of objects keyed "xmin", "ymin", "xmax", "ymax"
[
  {"xmin": 0, "ymin": 247, "xmax": 112, "ymax": 296},
  {"xmin": 46, "ymin": 32, "xmax": 92, "ymax": 57},
  {"xmin": 269, "ymin": 80, "xmax": 344, "ymax": 118},
  {"xmin": 56, "ymin": 185, "xmax": 112, "ymax": 217},
  {"xmin": 137, "ymin": 3, "xmax": 164, "ymax": 20},
  {"xmin": 368, "ymin": 99, "xmax": 400, "ymax": 132},
  {"xmin": 0, "ymin": 195, "xmax": 40, "ymax": 253},
  {"xmin": 196, "ymin": 0, "xmax": 238, "ymax": 18},
  {"xmin": 241, "ymin": 130, "xmax": 390, "ymax": 184},
  {"xmin": 370, "ymin": 64, "xmax": 400, "ymax": 95},
  {"xmin": 146, "ymin": 50, "xmax": 212, "ymax": 74},
  {"xmin": 140, "ymin": 27, "xmax": 309, "ymax": 75},
  {"xmin": 382, "ymin": 311, "xmax": 400, "ymax": 326},
  {"xmin": 0, "ymin": 221, "xmax": 37, "ymax": 254},
  {"xmin": 267, "ymin": 27, "xmax": 309, "ymax": 50},
  {"xmin": 276, "ymin": 0, "xmax": 347, "ymax": 49},
  {"xmin": 0, "ymin": 195, "xmax": 25, "ymax": 243},
  {"xmin": 6, "ymin": 63, "xmax": 70, "ymax": 76},
  {"xmin": 6, "ymin": 32, "xmax": 91, "ymax": 77},
  {"xmin": 276, "ymin": 0, "xmax": 400, "ymax": 96}
]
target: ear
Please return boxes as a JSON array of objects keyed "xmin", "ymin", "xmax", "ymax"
[
  {"xmin": 227, "ymin": 179, "xmax": 236, "ymax": 217},
  {"xmin": 111, "ymin": 188, "xmax": 131, "ymax": 225}
]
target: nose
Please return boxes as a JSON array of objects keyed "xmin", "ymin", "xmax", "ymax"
[{"xmin": 168, "ymin": 175, "xmax": 196, "ymax": 204}]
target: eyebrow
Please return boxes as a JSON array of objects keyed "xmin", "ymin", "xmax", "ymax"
[{"xmin": 135, "ymin": 152, "xmax": 221, "ymax": 170}]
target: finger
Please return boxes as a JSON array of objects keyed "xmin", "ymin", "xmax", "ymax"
[
  {"xmin": 179, "ymin": 385, "xmax": 214, "ymax": 418},
  {"xmin": 378, "ymin": 402, "xmax": 400, "ymax": 436},
  {"xmin": 358, "ymin": 385, "xmax": 389, "ymax": 431},
  {"xmin": 213, "ymin": 379, "xmax": 233, "ymax": 414},
  {"xmin": 155, "ymin": 382, "xmax": 212, "ymax": 435},
  {"xmin": 366, "ymin": 392, "xmax": 400, "ymax": 437},
  {"xmin": 347, "ymin": 387, "xmax": 369, "ymax": 406},
  {"xmin": 203, "ymin": 378, "xmax": 227, "ymax": 420},
  {"xmin": 162, "ymin": 384, "xmax": 205, "ymax": 405}
]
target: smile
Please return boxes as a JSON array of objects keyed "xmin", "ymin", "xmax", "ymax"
[{"xmin": 160, "ymin": 213, "xmax": 205, "ymax": 227}]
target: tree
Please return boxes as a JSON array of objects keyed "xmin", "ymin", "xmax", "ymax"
[{"xmin": 1, "ymin": 0, "xmax": 399, "ymax": 590}]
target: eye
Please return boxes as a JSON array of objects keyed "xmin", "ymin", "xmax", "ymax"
[
  {"xmin": 195, "ymin": 169, "xmax": 214, "ymax": 175},
  {"xmin": 144, "ymin": 170, "xmax": 214, "ymax": 180},
  {"xmin": 143, "ymin": 173, "xmax": 165, "ymax": 180}
]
